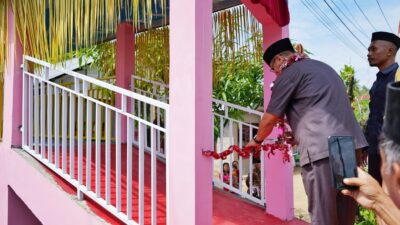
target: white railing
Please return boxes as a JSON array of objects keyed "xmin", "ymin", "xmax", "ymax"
[
  {"xmin": 131, "ymin": 75, "xmax": 169, "ymax": 103},
  {"xmin": 212, "ymin": 99, "xmax": 265, "ymax": 206},
  {"xmin": 131, "ymin": 76, "xmax": 168, "ymax": 159},
  {"xmin": 131, "ymin": 75, "xmax": 266, "ymax": 206},
  {"xmin": 22, "ymin": 56, "xmax": 169, "ymax": 225}
]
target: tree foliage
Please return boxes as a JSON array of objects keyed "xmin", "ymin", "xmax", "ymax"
[{"xmin": 339, "ymin": 64, "xmax": 370, "ymax": 129}]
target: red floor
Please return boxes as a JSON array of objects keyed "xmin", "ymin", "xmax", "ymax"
[{"xmin": 39, "ymin": 144, "xmax": 308, "ymax": 225}]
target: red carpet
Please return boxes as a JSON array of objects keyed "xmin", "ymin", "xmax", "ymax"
[{"xmin": 38, "ymin": 144, "xmax": 308, "ymax": 225}]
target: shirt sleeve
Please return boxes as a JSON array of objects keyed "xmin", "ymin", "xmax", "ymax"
[{"xmin": 266, "ymin": 72, "xmax": 300, "ymax": 118}]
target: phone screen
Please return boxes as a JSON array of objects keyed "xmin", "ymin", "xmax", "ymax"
[{"xmin": 327, "ymin": 136, "xmax": 358, "ymax": 190}]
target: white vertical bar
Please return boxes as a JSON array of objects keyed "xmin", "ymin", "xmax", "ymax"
[
  {"xmin": 70, "ymin": 92, "xmax": 76, "ymax": 179},
  {"xmin": 219, "ymin": 115, "xmax": 224, "ymax": 181},
  {"xmin": 28, "ymin": 77, "xmax": 33, "ymax": 150},
  {"xmin": 132, "ymin": 100, "xmax": 138, "ymax": 144},
  {"xmin": 260, "ymin": 146, "xmax": 265, "ymax": 204},
  {"xmin": 151, "ymin": 127, "xmax": 157, "ymax": 225},
  {"xmin": 152, "ymin": 83, "xmax": 157, "ymax": 99},
  {"xmin": 121, "ymin": 95, "xmax": 127, "ymax": 112},
  {"xmin": 127, "ymin": 118, "xmax": 133, "ymax": 220},
  {"xmin": 54, "ymin": 88, "xmax": 60, "ymax": 168},
  {"xmin": 105, "ymin": 108, "xmax": 111, "ymax": 204},
  {"xmin": 249, "ymin": 127, "xmax": 253, "ymax": 196},
  {"xmin": 22, "ymin": 63, "xmax": 27, "ymax": 146},
  {"xmin": 34, "ymin": 79, "xmax": 39, "ymax": 154},
  {"xmin": 239, "ymin": 123, "xmax": 243, "ymax": 196},
  {"xmin": 229, "ymin": 120, "xmax": 233, "ymax": 187},
  {"xmin": 157, "ymin": 107, "xmax": 161, "ymax": 153},
  {"xmin": 85, "ymin": 86, "xmax": 92, "ymax": 191},
  {"xmin": 139, "ymin": 122, "xmax": 145, "ymax": 225},
  {"xmin": 131, "ymin": 98, "xmax": 136, "ymax": 116},
  {"xmin": 144, "ymin": 103, "xmax": 148, "ymax": 147},
  {"xmin": 138, "ymin": 100, "xmax": 142, "ymax": 118},
  {"xmin": 40, "ymin": 80, "xmax": 46, "ymax": 158},
  {"xmin": 95, "ymin": 104, "xmax": 101, "ymax": 198},
  {"xmin": 211, "ymin": 112, "xmax": 215, "ymax": 185},
  {"xmin": 115, "ymin": 113, "xmax": 121, "ymax": 212},
  {"xmin": 77, "ymin": 94, "xmax": 83, "ymax": 185},
  {"xmin": 62, "ymin": 90, "xmax": 68, "ymax": 173},
  {"xmin": 47, "ymin": 85, "xmax": 53, "ymax": 164}
]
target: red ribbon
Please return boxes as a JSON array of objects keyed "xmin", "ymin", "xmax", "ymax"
[{"xmin": 202, "ymin": 122, "xmax": 294, "ymax": 163}]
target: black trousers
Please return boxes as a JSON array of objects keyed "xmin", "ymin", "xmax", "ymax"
[{"xmin": 368, "ymin": 153, "xmax": 382, "ymax": 184}]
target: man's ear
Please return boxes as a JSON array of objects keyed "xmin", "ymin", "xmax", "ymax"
[
  {"xmin": 392, "ymin": 162, "xmax": 400, "ymax": 187},
  {"xmin": 387, "ymin": 43, "xmax": 397, "ymax": 57}
]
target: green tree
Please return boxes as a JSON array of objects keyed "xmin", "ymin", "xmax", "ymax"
[
  {"xmin": 339, "ymin": 65, "xmax": 375, "ymax": 225},
  {"xmin": 339, "ymin": 65, "xmax": 370, "ymax": 129}
]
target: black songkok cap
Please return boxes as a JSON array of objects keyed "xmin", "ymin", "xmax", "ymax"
[
  {"xmin": 383, "ymin": 82, "xmax": 400, "ymax": 145},
  {"xmin": 371, "ymin": 31, "xmax": 400, "ymax": 49},
  {"xmin": 263, "ymin": 38, "xmax": 295, "ymax": 66}
]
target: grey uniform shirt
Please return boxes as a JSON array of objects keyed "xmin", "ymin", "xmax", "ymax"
[{"xmin": 266, "ymin": 59, "xmax": 368, "ymax": 166}]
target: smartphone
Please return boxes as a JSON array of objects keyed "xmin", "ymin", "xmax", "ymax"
[{"xmin": 327, "ymin": 136, "xmax": 358, "ymax": 190}]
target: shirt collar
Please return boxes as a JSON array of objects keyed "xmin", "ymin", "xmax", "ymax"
[{"xmin": 378, "ymin": 63, "xmax": 399, "ymax": 76}]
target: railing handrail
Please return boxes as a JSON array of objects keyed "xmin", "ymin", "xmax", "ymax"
[
  {"xmin": 25, "ymin": 71, "xmax": 167, "ymax": 132},
  {"xmin": 25, "ymin": 55, "xmax": 169, "ymax": 110},
  {"xmin": 212, "ymin": 98, "xmax": 263, "ymax": 117},
  {"xmin": 130, "ymin": 74, "xmax": 263, "ymax": 118},
  {"xmin": 132, "ymin": 74, "xmax": 169, "ymax": 89}
]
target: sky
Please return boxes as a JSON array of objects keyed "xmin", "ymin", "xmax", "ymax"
[{"xmin": 288, "ymin": 0, "xmax": 400, "ymax": 88}]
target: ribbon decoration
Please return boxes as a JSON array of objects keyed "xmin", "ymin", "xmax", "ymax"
[{"xmin": 202, "ymin": 121, "xmax": 295, "ymax": 163}]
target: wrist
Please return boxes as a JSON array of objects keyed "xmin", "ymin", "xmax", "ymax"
[
  {"xmin": 253, "ymin": 135, "xmax": 263, "ymax": 144},
  {"xmin": 372, "ymin": 192, "xmax": 393, "ymax": 213}
]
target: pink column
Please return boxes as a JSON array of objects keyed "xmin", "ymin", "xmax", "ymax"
[
  {"xmin": 242, "ymin": 0, "xmax": 294, "ymax": 220},
  {"xmin": 263, "ymin": 23, "xmax": 294, "ymax": 221},
  {"xmin": 168, "ymin": 0, "xmax": 213, "ymax": 224},
  {"xmin": 115, "ymin": 22, "xmax": 135, "ymax": 143},
  {"xmin": 2, "ymin": 5, "xmax": 23, "ymax": 148}
]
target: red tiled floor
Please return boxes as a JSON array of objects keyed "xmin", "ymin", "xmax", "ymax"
[
  {"xmin": 213, "ymin": 189, "xmax": 308, "ymax": 225},
  {"xmin": 38, "ymin": 144, "xmax": 308, "ymax": 225}
]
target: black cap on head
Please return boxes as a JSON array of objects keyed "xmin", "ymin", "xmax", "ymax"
[
  {"xmin": 383, "ymin": 82, "xmax": 400, "ymax": 145},
  {"xmin": 263, "ymin": 38, "xmax": 295, "ymax": 66},
  {"xmin": 371, "ymin": 31, "xmax": 400, "ymax": 49}
]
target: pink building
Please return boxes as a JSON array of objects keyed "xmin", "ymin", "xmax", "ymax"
[{"xmin": 0, "ymin": 1, "xmax": 308, "ymax": 225}]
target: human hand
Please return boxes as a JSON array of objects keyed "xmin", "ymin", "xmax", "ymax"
[
  {"xmin": 246, "ymin": 139, "xmax": 261, "ymax": 149},
  {"xmin": 341, "ymin": 167, "xmax": 385, "ymax": 209},
  {"xmin": 294, "ymin": 43, "xmax": 304, "ymax": 54}
]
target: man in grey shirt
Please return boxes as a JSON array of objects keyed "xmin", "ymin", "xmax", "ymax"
[{"xmin": 246, "ymin": 38, "xmax": 368, "ymax": 225}]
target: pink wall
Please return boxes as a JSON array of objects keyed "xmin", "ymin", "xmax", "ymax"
[
  {"xmin": 0, "ymin": 148, "xmax": 107, "ymax": 225},
  {"xmin": 242, "ymin": 0, "xmax": 294, "ymax": 221},
  {"xmin": 2, "ymin": 6, "xmax": 23, "ymax": 148},
  {"xmin": 8, "ymin": 187, "xmax": 43, "ymax": 225},
  {"xmin": 0, "ymin": 7, "xmax": 106, "ymax": 225},
  {"xmin": 168, "ymin": 0, "xmax": 213, "ymax": 224}
]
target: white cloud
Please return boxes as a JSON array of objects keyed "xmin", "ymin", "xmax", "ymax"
[{"xmin": 289, "ymin": 0, "xmax": 400, "ymax": 88}]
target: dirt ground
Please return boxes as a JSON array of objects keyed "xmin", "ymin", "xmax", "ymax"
[{"xmin": 293, "ymin": 166, "xmax": 311, "ymax": 222}]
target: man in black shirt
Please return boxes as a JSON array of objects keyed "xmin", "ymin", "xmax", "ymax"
[{"xmin": 365, "ymin": 31, "xmax": 400, "ymax": 184}]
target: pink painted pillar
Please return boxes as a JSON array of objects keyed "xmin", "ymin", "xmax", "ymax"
[
  {"xmin": 241, "ymin": 0, "xmax": 294, "ymax": 220},
  {"xmin": 2, "ymin": 5, "xmax": 23, "ymax": 148},
  {"xmin": 168, "ymin": 0, "xmax": 213, "ymax": 224},
  {"xmin": 115, "ymin": 22, "xmax": 135, "ymax": 143},
  {"xmin": 262, "ymin": 23, "xmax": 294, "ymax": 221}
]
